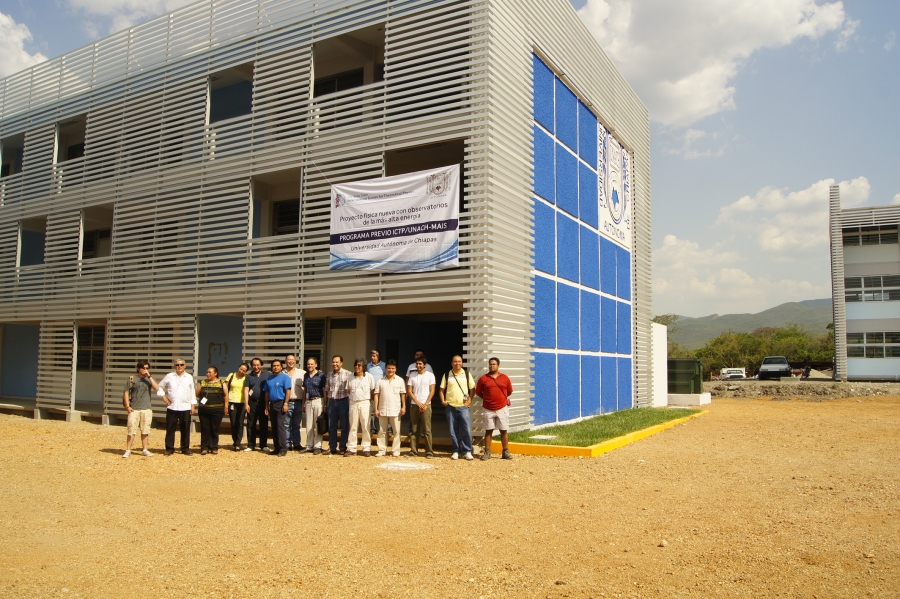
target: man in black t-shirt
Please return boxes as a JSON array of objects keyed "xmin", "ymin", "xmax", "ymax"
[{"xmin": 123, "ymin": 360, "xmax": 159, "ymax": 458}]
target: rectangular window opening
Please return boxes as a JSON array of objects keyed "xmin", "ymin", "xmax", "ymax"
[
  {"xmin": 313, "ymin": 24, "xmax": 385, "ymax": 98},
  {"xmin": 250, "ymin": 169, "xmax": 302, "ymax": 238},
  {"xmin": 1, "ymin": 133, "xmax": 25, "ymax": 177},
  {"xmin": 81, "ymin": 204, "xmax": 114, "ymax": 260},
  {"xmin": 209, "ymin": 63, "xmax": 254, "ymax": 123},
  {"xmin": 56, "ymin": 115, "xmax": 87, "ymax": 163},
  {"xmin": 76, "ymin": 325, "xmax": 105, "ymax": 371},
  {"xmin": 19, "ymin": 216, "xmax": 47, "ymax": 267}
]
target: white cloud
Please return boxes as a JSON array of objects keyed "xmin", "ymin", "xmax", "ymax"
[
  {"xmin": 716, "ymin": 176, "xmax": 869, "ymax": 254},
  {"xmin": 653, "ymin": 234, "xmax": 826, "ymax": 315},
  {"xmin": 662, "ymin": 128, "xmax": 728, "ymax": 159},
  {"xmin": 0, "ymin": 13, "xmax": 48, "ymax": 78},
  {"xmin": 834, "ymin": 18, "xmax": 859, "ymax": 51},
  {"xmin": 65, "ymin": 0, "xmax": 196, "ymax": 34},
  {"xmin": 886, "ymin": 31, "xmax": 897, "ymax": 52},
  {"xmin": 891, "ymin": 194, "xmax": 900, "ymax": 205},
  {"xmin": 577, "ymin": 0, "xmax": 853, "ymax": 127}
]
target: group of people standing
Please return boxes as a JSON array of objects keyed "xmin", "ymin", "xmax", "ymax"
[{"xmin": 122, "ymin": 350, "xmax": 514, "ymax": 461}]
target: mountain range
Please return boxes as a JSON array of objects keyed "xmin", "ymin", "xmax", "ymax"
[{"xmin": 668, "ymin": 299, "xmax": 833, "ymax": 349}]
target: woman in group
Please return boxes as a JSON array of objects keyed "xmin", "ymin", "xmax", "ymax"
[
  {"xmin": 225, "ymin": 363, "xmax": 250, "ymax": 451},
  {"xmin": 195, "ymin": 366, "xmax": 227, "ymax": 455}
]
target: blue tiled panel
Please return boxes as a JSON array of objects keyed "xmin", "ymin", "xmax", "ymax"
[
  {"xmin": 532, "ymin": 55, "xmax": 554, "ymax": 133},
  {"xmin": 601, "ymin": 356, "xmax": 617, "ymax": 413},
  {"xmin": 555, "ymin": 78, "xmax": 578, "ymax": 151},
  {"xmin": 579, "ymin": 162, "xmax": 598, "ymax": 228},
  {"xmin": 601, "ymin": 296, "xmax": 617, "ymax": 353},
  {"xmin": 555, "ymin": 144, "xmax": 578, "ymax": 217},
  {"xmin": 534, "ymin": 276, "xmax": 556, "ymax": 348},
  {"xmin": 578, "ymin": 101, "xmax": 598, "ymax": 167},
  {"xmin": 533, "ymin": 352, "xmax": 557, "ymax": 425},
  {"xmin": 581, "ymin": 355, "xmax": 601, "ymax": 416},
  {"xmin": 617, "ymin": 301, "xmax": 632, "ymax": 355},
  {"xmin": 616, "ymin": 245, "xmax": 631, "ymax": 300},
  {"xmin": 534, "ymin": 199, "xmax": 556, "ymax": 275},
  {"xmin": 533, "ymin": 125, "xmax": 555, "ymax": 203},
  {"xmin": 557, "ymin": 353, "xmax": 581, "ymax": 421},
  {"xmin": 600, "ymin": 237, "xmax": 617, "ymax": 295},
  {"xmin": 580, "ymin": 290, "xmax": 600, "ymax": 352},
  {"xmin": 618, "ymin": 357, "xmax": 633, "ymax": 409},
  {"xmin": 557, "ymin": 282, "xmax": 580, "ymax": 350},
  {"xmin": 557, "ymin": 213, "xmax": 579, "ymax": 283},
  {"xmin": 579, "ymin": 226, "xmax": 599, "ymax": 289}
]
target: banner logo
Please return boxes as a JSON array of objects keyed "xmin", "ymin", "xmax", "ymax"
[
  {"xmin": 334, "ymin": 193, "xmax": 347, "ymax": 209},
  {"xmin": 427, "ymin": 171, "xmax": 450, "ymax": 196}
]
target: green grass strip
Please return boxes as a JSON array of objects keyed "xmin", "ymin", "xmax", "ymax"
[{"xmin": 508, "ymin": 408, "xmax": 701, "ymax": 447}]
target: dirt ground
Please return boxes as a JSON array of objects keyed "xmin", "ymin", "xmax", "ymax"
[{"xmin": 0, "ymin": 397, "xmax": 897, "ymax": 599}]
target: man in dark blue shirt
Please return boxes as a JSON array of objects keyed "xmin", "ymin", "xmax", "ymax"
[
  {"xmin": 263, "ymin": 359, "xmax": 292, "ymax": 456},
  {"xmin": 302, "ymin": 357, "xmax": 327, "ymax": 455},
  {"xmin": 244, "ymin": 358, "xmax": 271, "ymax": 452}
]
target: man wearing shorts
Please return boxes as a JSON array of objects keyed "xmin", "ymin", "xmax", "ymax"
[
  {"xmin": 123, "ymin": 360, "xmax": 159, "ymax": 458},
  {"xmin": 475, "ymin": 357, "xmax": 513, "ymax": 460}
]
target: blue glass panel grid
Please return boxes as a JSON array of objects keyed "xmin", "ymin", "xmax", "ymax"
[
  {"xmin": 555, "ymin": 144, "xmax": 578, "ymax": 217},
  {"xmin": 533, "ymin": 352, "xmax": 557, "ymax": 425},
  {"xmin": 557, "ymin": 283, "xmax": 580, "ymax": 350},
  {"xmin": 557, "ymin": 213, "xmax": 579, "ymax": 283},
  {"xmin": 555, "ymin": 78, "xmax": 578, "ymax": 151},
  {"xmin": 534, "ymin": 275, "xmax": 556, "ymax": 348},
  {"xmin": 581, "ymin": 355, "xmax": 601, "ymax": 416},
  {"xmin": 533, "ymin": 125, "xmax": 555, "ymax": 203},
  {"xmin": 601, "ymin": 356, "xmax": 617, "ymax": 413},
  {"xmin": 532, "ymin": 55, "xmax": 555, "ymax": 132},
  {"xmin": 534, "ymin": 199, "xmax": 555, "ymax": 275}
]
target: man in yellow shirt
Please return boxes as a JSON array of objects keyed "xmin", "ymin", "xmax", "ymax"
[{"xmin": 439, "ymin": 355, "xmax": 475, "ymax": 460}]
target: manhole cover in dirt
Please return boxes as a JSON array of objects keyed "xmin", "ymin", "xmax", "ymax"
[{"xmin": 376, "ymin": 460, "xmax": 434, "ymax": 471}]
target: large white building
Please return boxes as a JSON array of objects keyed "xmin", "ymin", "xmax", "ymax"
[
  {"xmin": 830, "ymin": 185, "xmax": 900, "ymax": 381},
  {"xmin": 0, "ymin": 0, "xmax": 652, "ymax": 430}
]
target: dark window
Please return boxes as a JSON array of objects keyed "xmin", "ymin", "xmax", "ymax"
[
  {"xmin": 847, "ymin": 346, "xmax": 864, "ymax": 357},
  {"xmin": 883, "ymin": 275, "xmax": 900, "ymax": 288},
  {"xmin": 845, "ymin": 292, "xmax": 861, "ymax": 302},
  {"xmin": 866, "ymin": 332, "xmax": 884, "ymax": 344},
  {"xmin": 889, "ymin": 290, "xmax": 900, "ymax": 301},
  {"xmin": 844, "ymin": 277, "xmax": 862, "ymax": 289},
  {"xmin": 865, "ymin": 346, "xmax": 884, "ymax": 359},
  {"xmin": 82, "ymin": 229, "xmax": 111, "ymax": 259},
  {"xmin": 885, "ymin": 332, "xmax": 900, "ymax": 344},
  {"xmin": 885, "ymin": 346, "xmax": 900, "ymax": 357},
  {"xmin": 330, "ymin": 318, "xmax": 357, "ymax": 329},
  {"xmin": 66, "ymin": 142, "xmax": 85, "ymax": 160},
  {"xmin": 863, "ymin": 276, "xmax": 881, "ymax": 288},
  {"xmin": 304, "ymin": 319, "xmax": 326, "ymax": 346},
  {"xmin": 843, "ymin": 235, "xmax": 860, "ymax": 246},
  {"xmin": 272, "ymin": 200, "xmax": 300, "ymax": 235},
  {"xmin": 1, "ymin": 133, "xmax": 24, "ymax": 177},
  {"xmin": 209, "ymin": 63, "xmax": 254, "ymax": 123},
  {"xmin": 19, "ymin": 217, "xmax": 47, "ymax": 267},
  {"xmin": 862, "ymin": 234, "xmax": 881, "ymax": 246},
  {"xmin": 313, "ymin": 68, "xmax": 366, "ymax": 97},
  {"xmin": 57, "ymin": 116, "xmax": 87, "ymax": 163},
  {"xmin": 881, "ymin": 232, "xmax": 899, "ymax": 244},
  {"xmin": 846, "ymin": 333, "xmax": 864, "ymax": 344},
  {"xmin": 77, "ymin": 326, "xmax": 105, "ymax": 371}
]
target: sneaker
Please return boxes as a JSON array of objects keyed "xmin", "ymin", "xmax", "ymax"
[
  {"xmin": 262, "ymin": 447, "xmax": 271, "ymax": 453},
  {"xmin": 298, "ymin": 447, "xmax": 308, "ymax": 454},
  {"xmin": 409, "ymin": 450, "xmax": 419, "ymax": 457},
  {"xmin": 122, "ymin": 450, "xmax": 131, "ymax": 458},
  {"xmin": 362, "ymin": 450, "xmax": 371, "ymax": 457},
  {"xmin": 211, "ymin": 450, "xmax": 218, "ymax": 455},
  {"xmin": 426, "ymin": 453, "xmax": 434, "ymax": 459},
  {"xmin": 141, "ymin": 449, "xmax": 153, "ymax": 457},
  {"xmin": 464, "ymin": 452, "xmax": 474, "ymax": 461},
  {"xmin": 451, "ymin": 452, "xmax": 459, "ymax": 460},
  {"xmin": 376, "ymin": 450, "xmax": 386, "ymax": 457},
  {"xmin": 244, "ymin": 447, "xmax": 252, "ymax": 452},
  {"xmin": 344, "ymin": 451, "xmax": 355, "ymax": 457},
  {"xmin": 233, "ymin": 445, "xmax": 240, "ymax": 452},
  {"xmin": 313, "ymin": 448, "xmax": 322, "ymax": 455},
  {"xmin": 392, "ymin": 452, "xmax": 401, "ymax": 457},
  {"xmin": 480, "ymin": 449, "xmax": 491, "ymax": 461},
  {"xmin": 165, "ymin": 450, "xmax": 174, "ymax": 456},
  {"xmin": 278, "ymin": 450, "xmax": 287, "ymax": 457},
  {"xmin": 502, "ymin": 449, "xmax": 513, "ymax": 460},
  {"xmin": 201, "ymin": 449, "xmax": 208, "ymax": 455}
]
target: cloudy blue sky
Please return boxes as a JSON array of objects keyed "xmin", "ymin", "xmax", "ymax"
[{"xmin": 1, "ymin": 0, "xmax": 898, "ymax": 317}]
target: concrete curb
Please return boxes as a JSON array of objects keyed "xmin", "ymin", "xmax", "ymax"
[{"xmin": 490, "ymin": 410, "xmax": 709, "ymax": 458}]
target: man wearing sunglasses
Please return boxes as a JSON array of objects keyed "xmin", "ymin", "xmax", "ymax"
[{"xmin": 158, "ymin": 359, "xmax": 196, "ymax": 455}]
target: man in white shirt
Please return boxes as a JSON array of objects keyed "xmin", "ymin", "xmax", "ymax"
[
  {"xmin": 347, "ymin": 359, "xmax": 375, "ymax": 456},
  {"xmin": 405, "ymin": 349, "xmax": 433, "ymax": 436},
  {"xmin": 374, "ymin": 360, "xmax": 406, "ymax": 457},
  {"xmin": 407, "ymin": 356, "xmax": 436, "ymax": 458},
  {"xmin": 283, "ymin": 353, "xmax": 305, "ymax": 451},
  {"xmin": 158, "ymin": 358, "xmax": 196, "ymax": 455}
]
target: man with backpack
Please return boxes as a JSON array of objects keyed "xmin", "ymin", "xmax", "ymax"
[
  {"xmin": 122, "ymin": 360, "xmax": 159, "ymax": 458},
  {"xmin": 439, "ymin": 355, "xmax": 475, "ymax": 460}
]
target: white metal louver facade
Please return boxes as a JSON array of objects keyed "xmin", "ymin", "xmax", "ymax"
[{"xmin": 0, "ymin": 0, "xmax": 651, "ymax": 425}]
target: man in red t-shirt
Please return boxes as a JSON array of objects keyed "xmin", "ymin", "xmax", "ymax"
[{"xmin": 475, "ymin": 357, "xmax": 513, "ymax": 460}]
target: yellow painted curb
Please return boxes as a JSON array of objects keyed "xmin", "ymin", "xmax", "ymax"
[{"xmin": 490, "ymin": 410, "xmax": 709, "ymax": 458}]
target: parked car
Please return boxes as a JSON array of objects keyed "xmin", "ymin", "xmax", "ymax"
[
  {"xmin": 720, "ymin": 367, "xmax": 746, "ymax": 380},
  {"xmin": 758, "ymin": 356, "xmax": 791, "ymax": 380}
]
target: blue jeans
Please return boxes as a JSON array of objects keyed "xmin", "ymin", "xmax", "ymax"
[
  {"xmin": 285, "ymin": 401, "xmax": 302, "ymax": 449},
  {"xmin": 445, "ymin": 405, "xmax": 472, "ymax": 454},
  {"xmin": 327, "ymin": 397, "xmax": 350, "ymax": 453}
]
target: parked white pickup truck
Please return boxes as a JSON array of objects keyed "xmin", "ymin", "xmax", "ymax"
[{"xmin": 719, "ymin": 367, "xmax": 746, "ymax": 380}]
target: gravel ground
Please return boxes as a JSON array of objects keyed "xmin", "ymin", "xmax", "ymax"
[
  {"xmin": 705, "ymin": 379, "xmax": 900, "ymax": 400},
  {"xmin": 0, "ymin": 397, "xmax": 897, "ymax": 598}
]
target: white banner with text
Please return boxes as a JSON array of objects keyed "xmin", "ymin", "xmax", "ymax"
[{"xmin": 329, "ymin": 164, "xmax": 460, "ymax": 272}]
